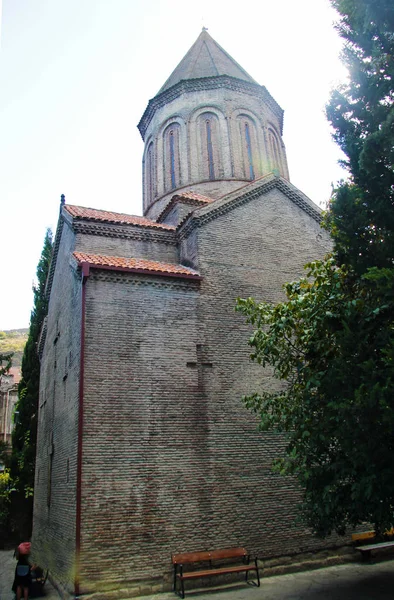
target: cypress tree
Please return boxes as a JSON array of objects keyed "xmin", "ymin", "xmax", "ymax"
[{"xmin": 10, "ymin": 229, "xmax": 53, "ymax": 537}]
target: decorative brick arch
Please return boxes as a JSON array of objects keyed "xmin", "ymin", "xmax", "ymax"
[
  {"xmin": 234, "ymin": 111, "xmax": 263, "ymax": 180},
  {"xmin": 163, "ymin": 122, "xmax": 182, "ymax": 192},
  {"xmin": 267, "ymin": 124, "xmax": 285, "ymax": 176},
  {"xmin": 189, "ymin": 106, "xmax": 229, "ymax": 181},
  {"xmin": 143, "ymin": 139, "xmax": 155, "ymax": 211}
]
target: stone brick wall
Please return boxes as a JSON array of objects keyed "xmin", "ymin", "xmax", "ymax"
[
  {"xmin": 183, "ymin": 186, "xmax": 335, "ymax": 560},
  {"xmin": 74, "ymin": 225, "xmax": 177, "ymax": 264},
  {"xmin": 32, "ymin": 222, "xmax": 82, "ymax": 595},
  {"xmin": 78, "ymin": 272, "xmax": 201, "ymax": 591},
  {"xmin": 69, "ymin": 187, "xmax": 340, "ymax": 593},
  {"xmin": 34, "ymin": 185, "xmax": 342, "ymax": 596}
]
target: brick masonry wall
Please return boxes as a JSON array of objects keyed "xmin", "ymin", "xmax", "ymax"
[
  {"xmin": 69, "ymin": 187, "xmax": 344, "ymax": 594},
  {"xmin": 75, "ymin": 226, "xmax": 178, "ymax": 264},
  {"xmin": 35, "ymin": 186, "xmax": 344, "ymax": 596},
  {"xmin": 32, "ymin": 222, "xmax": 82, "ymax": 595},
  {"xmin": 183, "ymin": 187, "xmax": 337, "ymax": 560},
  {"xmin": 79, "ymin": 272, "xmax": 202, "ymax": 591}
]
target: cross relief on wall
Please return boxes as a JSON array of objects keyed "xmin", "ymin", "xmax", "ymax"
[{"xmin": 186, "ymin": 344, "xmax": 213, "ymax": 391}]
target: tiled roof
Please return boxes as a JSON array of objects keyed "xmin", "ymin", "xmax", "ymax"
[
  {"xmin": 172, "ymin": 191, "xmax": 213, "ymax": 204},
  {"xmin": 157, "ymin": 190, "xmax": 214, "ymax": 223},
  {"xmin": 73, "ymin": 252, "xmax": 201, "ymax": 279},
  {"xmin": 64, "ymin": 205, "xmax": 175, "ymax": 231},
  {"xmin": 8, "ymin": 367, "xmax": 21, "ymax": 383}
]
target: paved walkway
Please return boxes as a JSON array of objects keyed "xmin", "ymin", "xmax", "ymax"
[
  {"xmin": 0, "ymin": 550, "xmax": 60, "ymax": 600},
  {"xmin": 2, "ymin": 550, "xmax": 394, "ymax": 599}
]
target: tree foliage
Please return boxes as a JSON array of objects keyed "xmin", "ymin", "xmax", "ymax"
[
  {"xmin": 237, "ymin": 259, "xmax": 394, "ymax": 536},
  {"xmin": 237, "ymin": 0, "xmax": 394, "ymax": 536},
  {"xmin": 0, "ymin": 352, "xmax": 13, "ymax": 377},
  {"xmin": 10, "ymin": 229, "xmax": 53, "ymax": 537},
  {"xmin": 326, "ymin": 0, "xmax": 394, "ymax": 272},
  {"xmin": 0, "ymin": 469, "xmax": 15, "ymax": 545}
]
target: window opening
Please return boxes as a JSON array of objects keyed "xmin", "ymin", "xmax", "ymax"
[
  {"xmin": 169, "ymin": 130, "xmax": 176, "ymax": 189},
  {"xmin": 206, "ymin": 120, "xmax": 215, "ymax": 180},
  {"xmin": 245, "ymin": 122, "xmax": 255, "ymax": 180},
  {"xmin": 147, "ymin": 145, "xmax": 154, "ymax": 203}
]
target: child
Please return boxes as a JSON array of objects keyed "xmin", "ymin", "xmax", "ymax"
[{"xmin": 13, "ymin": 543, "xmax": 32, "ymax": 600}]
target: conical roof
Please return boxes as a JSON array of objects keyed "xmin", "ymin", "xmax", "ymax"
[{"xmin": 157, "ymin": 29, "xmax": 258, "ymax": 94}]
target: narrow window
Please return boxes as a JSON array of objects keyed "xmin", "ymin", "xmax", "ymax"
[
  {"xmin": 245, "ymin": 122, "xmax": 255, "ymax": 180},
  {"xmin": 269, "ymin": 130, "xmax": 282, "ymax": 175},
  {"xmin": 169, "ymin": 130, "xmax": 176, "ymax": 189},
  {"xmin": 147, "ymin": 145, "xmax": 154, "ymax": 203},
  {"xmin": 206, "ymin": 120, "xmax": 215, "ymax": 180}
]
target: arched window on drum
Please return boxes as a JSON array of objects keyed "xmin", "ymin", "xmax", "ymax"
[
  {"xmin": 145, "ymin": 142, "xmax": 155, "ymax": 206},
  {"xmin": 198, "ymin": 113, "xmax": 221, "ymax": 181},
  {"xmin": 163, "ymin": 123, "xmax": 181, "ymax": 191},
  {"xmin": 238, "ymin": 116, "xmax": 259, "ymax": 180},
  {"xmin": 268, "ymin": 128, "xmax": 283, "ymax": 176}
]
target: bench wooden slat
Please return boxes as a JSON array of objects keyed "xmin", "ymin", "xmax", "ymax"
[
  {"xmin": 172, "ymin": 551, "xmax": 211, "ymax": 564},
  {"xmin": 356, "ymin": 541, "xmax": 394, "ymax": 552},
  {"xmin": 178, "ymin": 565, "xmax": 257, "ymax": 580},
  {"xmin": 209, "ymin": 547, "xmax": 247, "ymax": 560}
]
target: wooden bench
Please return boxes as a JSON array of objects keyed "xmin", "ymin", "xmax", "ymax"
[
  {"xmin": 172, "ymin": 547, "xmax": 260, "ymax": 598},
  {"xmin": 355, "ymin": 540, "xmax": 394, "ymax": 560}
]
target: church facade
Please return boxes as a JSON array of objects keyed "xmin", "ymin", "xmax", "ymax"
[{"xmin": 32, "ymin": 30, "xmax": 339, "ymax": 597}]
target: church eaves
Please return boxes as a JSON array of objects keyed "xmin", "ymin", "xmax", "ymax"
[
  {"xmin": 156, "ymin": 191, "xmax": 214, "ymax": 223},
  {"xmin": 64, "ymin": 205, "xmax": 175, "ymax": 231},
  {"xmin": 73, "ymin": 252, "xmax": 201, "ymax": 279},
  {"xmin": 177, "ymin": 174, "xmax": 323, "ymax": 240},
  {"xmin": 157, "ymin": 29, "xmax": 257, "ymax": 95}
]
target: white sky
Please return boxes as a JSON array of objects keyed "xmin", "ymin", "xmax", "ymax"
[{"xmin": 0, "ymin": 0, "xmax": 348, "ymax": 331}]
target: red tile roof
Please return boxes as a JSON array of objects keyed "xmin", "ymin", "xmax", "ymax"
[
  {"xmin": 2, "ymin": 366, "xmax": 21, "ymax": 384},
  {"xmin": 156, "ymin": 190, "xmax": 214, "ymax": 223},
  {"xmin": 64, "ymin": 205, "xmax": 175, "ymax": 231},
  {"xmin": 172, "ymin": 191, "xmax": 213, "ymax": 204},
  {"xmin": 73, "ymin": 252, "xmax": 201, "ymax": 279}
]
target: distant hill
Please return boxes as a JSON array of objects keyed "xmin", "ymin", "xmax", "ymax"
[{"xmin": 0, "ymin": 329, "xmax": 28, "ymax": 367}]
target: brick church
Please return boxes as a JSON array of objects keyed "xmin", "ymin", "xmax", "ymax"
[{"xmin": 32, "ymin": 29, "xmax": 337, "ymax": 596}]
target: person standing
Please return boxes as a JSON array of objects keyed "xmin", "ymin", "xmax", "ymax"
[{"xmin": 13, "ymin": 543, "xmax": 32, "ymax": 600}]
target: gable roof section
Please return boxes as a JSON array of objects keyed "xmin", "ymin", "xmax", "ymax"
[
  {"xmin": 158, "ymin": 29, "xmax": 257, "ymax": 94},
  {"xmin": 64, "ymin": 205, "xmax": 175, "ymax": 231},
  {"xmin": 157, "ymin": 190, "xmax": 214, "ymax": 223},
  {"xmin": 177, "ymin": 174, "xmax": 323, "ymax": 238},
  {"xmin": 73, "ymin": 252, "xmax": 201, "ymax": 280}
]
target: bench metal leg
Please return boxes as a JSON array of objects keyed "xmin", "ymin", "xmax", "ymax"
[
  {"xmin": 245, "ymin": 561, "xmax": 260, "ymax": 587},
  {"xmin": 173, "ymin": 566, "xmax": 177, "ymax": 592},
  {"xmin": 180, "ymin": 577, "xmax": 185, "ymax": 599},
  {"xmin": 255, "ymin": 559, "xmax": 260, "ymax": 587}
]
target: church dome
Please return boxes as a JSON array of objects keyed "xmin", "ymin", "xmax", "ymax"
[{"xmin": 138, "ymin": 29, "xmax": 290, "ymax": 219}]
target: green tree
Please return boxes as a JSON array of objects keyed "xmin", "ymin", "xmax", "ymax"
[
  {"xmin": 0, "ymin": 353, "xmax": 13, "ymax": 543},
  {"xmin": 0, "ymin": 468, "xmax": 15, "ymax": 547},
  {"xmin": 10, "ymin": 229, "xmax": 53, "ymax": 537},
  {"xmin": 0, "ymin": 352, "xmax": 12, "ymax": 376},
  {"xmin": 237, "ymin": 259, "xmax": 394, "ymax": 536},
  {"xmin": 237, "ymin": 0, "xmax": 394, "ymax": 536},
  {"xmin": 326, "ymin": 0, "xmax": 394, "ymax": 272}
]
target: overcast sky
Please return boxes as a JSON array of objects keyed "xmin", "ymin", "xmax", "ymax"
[{"xmin": 0, "ymin": 0, "xmax": 348, "ymax": 330}]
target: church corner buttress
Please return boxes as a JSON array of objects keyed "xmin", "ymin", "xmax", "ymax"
[{"xmin": 33, "ymin": 29, "xmax": 340, "ymax": 597}]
